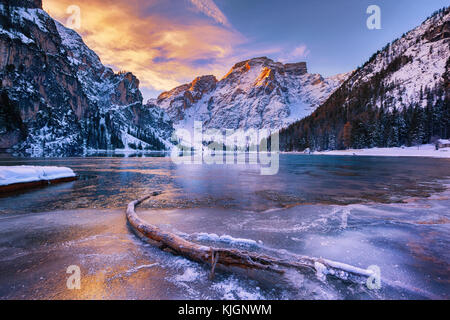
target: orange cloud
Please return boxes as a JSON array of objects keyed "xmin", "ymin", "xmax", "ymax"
[{"xmin": 43, "ymin": 0, "xmax": 245, "ymax": 97}]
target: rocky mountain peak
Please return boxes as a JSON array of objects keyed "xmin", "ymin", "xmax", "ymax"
[
  {"xmin": 157, "ymin": 75, "xmax": 217, "ymax": 113},
  {"xmin": 284, "ymin": 62, "xmax": 308, "ymax": 76},
  {"xmin": 189, "ymin": 75, "xmax": 217, "ymax": 95},
  {"xmin": 222, "ymin": 57, "xmax": 308, "ymax": 85},
  {"xmin": 222, "ymin": 57, "xmax": 286, "ymax": 80},
  {"xmin": 157, "ymin": 56, "xmax": 349, "ymax": 131}
]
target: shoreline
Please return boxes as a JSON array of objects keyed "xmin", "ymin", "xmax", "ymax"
[
  {"xmin": 2, "ymin": 144, "xmax": 450, "ymax": 160},
  {"xmin": 284, "ymin": 144, "xmax": 450, "ymax": 159}
]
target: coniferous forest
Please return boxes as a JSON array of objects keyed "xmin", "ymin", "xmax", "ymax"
[
  {"xmin": 280, "ymin": 56, "xmax": 449, "ymax": 151},
  {"xmin": 279, "ymin": 7, "xmax": 450, "ymax": 152}
]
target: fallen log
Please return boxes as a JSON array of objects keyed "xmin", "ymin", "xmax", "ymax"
[{"xmin": 126, "ymin": 192, "xmax": 375, "ymax": 283}]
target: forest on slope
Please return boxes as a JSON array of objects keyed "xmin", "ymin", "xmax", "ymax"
[{"xmin": 279, "ymin": 7, "xmax": 450, "ymax": 152}]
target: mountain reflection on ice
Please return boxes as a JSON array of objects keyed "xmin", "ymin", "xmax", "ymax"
[{"xmin": 0, "ymin": 154, "xmax": 448, "ymax": 299}]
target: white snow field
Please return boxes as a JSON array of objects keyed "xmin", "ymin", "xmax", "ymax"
[
  {"xmin": 312, "ymin": 144, "xmax": 450, "ymax": 158},
  {"xmin": 0, "ymin": 166, "xmax": 76, "ymax": 186}
]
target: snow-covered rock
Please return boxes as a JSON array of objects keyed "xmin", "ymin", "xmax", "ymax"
[
  {"xmin": 0, "ymin": 165, "xmax": 76, "ymax": 186},
  {"xmin": 155, "ymin": 57, "xmax": 350, "ymax": 132}
]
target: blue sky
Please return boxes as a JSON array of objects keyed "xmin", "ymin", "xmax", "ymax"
[
  {"xmin": 218, "ymin": 0, "xmax": 449, "ymax": 76},
  {"xmin": 46, "ymin": 0, "xmax": 449, "ymax": 100}
]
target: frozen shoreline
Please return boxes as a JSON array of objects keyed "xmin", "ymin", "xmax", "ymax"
[{"xmin": 289, "ymin": 144, "xmax": 450, "ymax": 159}]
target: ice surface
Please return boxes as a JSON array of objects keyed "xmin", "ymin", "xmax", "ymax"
[{"xmin": 0, "ymin": 156, "xmax": 448, "ymax": 299}]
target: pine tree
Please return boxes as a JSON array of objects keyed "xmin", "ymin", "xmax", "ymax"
[{"xmin": 342, "ymin": 122, "xmax": 352, "ymax": 149}]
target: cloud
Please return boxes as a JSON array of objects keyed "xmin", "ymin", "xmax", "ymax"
[
  {"xmin": 291, "ymin": 45, "xmax": 310, "ymax": 59},
  {"xmin": 278, "ymin": 44, "xmax": 310, "ymax": 63},
  {"xmin": 43, "ymin": 0, "xmax": 242, "ymax": 99},
  {"xmin": 188, "ymin": 0, "xmax": 230, "ymax": 27}
]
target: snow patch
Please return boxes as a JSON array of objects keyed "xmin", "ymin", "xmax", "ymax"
[
  {"xmin": 0, "ymin": 166, "xmax": 76, "ymax": 186},
  {"xmin": 211, "ymin": 277, "xmax": 264, "ymax": 300},
  {"xmin": 193, "ymin": 232, "xmax": 261, "ymax": 248},
  {"xmin": 312, "ymin": 144, "xmax": 450, "ymax": 158}
]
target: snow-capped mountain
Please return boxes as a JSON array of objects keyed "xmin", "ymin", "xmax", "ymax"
[
  {"xmin": 0, "ymin": 0, "xmax": 173, "ymax": 156},
  {"xmin": 348, "ymin": 7, "xmax": 449, "ymax": 111},
  {"xmin": 2, "ymin": 1, "xmax": 447, "ymax": 157},
  {"xmin": 280, "ymin": 7, "xmax": 450, "ymax": 151},
  {"xmin": 153, "ymin": 57, "xmax": 349, "ymax": 131}
]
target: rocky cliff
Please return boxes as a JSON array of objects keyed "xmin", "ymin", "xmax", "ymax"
[{"xmin": 0, "ymin": 2, "xmax": 173, "ymax": 156}]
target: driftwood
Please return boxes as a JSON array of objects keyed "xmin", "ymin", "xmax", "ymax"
[{"xmin": 126, "ymin": 192, "xmax": 375, "ymax": 282}]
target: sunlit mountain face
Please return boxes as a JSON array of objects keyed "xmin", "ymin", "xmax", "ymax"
[{"xmin": 43, "ymin": 0, "xmax": 247, "ymax": 99}]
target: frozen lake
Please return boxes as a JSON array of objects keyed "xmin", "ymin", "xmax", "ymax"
[{"xmin": 0, "ymin": 154, "xmax": 449, "ymax": 299}]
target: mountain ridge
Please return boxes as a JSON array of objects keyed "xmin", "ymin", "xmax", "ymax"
[
  {"xmin": 1, "ymin": 2, "xmax": 448, "ymax": 156},
  {"xmin": 279, "ymin": 6, "xmax": 450, "ymax": 151},
  {"xmin": 153, "ymin": 56, "xmax": 350, "ymax": 132},
  {"xmin": 0, "ymin": 2, "xmax": 173, "ymax": 156}
]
